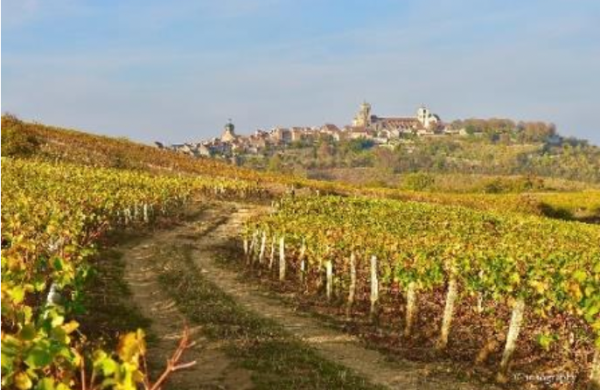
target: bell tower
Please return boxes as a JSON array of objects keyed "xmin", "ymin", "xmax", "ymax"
[
  {"xmin": 221, "ymin": 119, "xmax": 237, "ymax": 142},
  {"xmin": 417, "ymin": 105, "xmax": 435, "ymax": 129},
  {"xmin": 352, "ymin": 101, "xmax": 372, "ymax": 127}
]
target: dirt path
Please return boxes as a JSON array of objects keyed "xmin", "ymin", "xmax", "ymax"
[
  {"xmin": 187, "ymin": 203, "xmax": 499, "ymax": 390},
  {"xmin": 121, "ymin": 201, "xmax": 500, "ymax": 390},
  {"xmin": 121, "ymin": 206, "xmax": 254, "ymax": 390}
]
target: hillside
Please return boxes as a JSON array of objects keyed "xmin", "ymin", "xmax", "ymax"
[
  {"xmin": 3, "ymin": 115, "xmax": 600, "ymax": 223},
  {"xmin": 3, "ymin": 118, "xmax": 600, "ymax": 389},
  {"xmin": 1, "ymin": 114, "xmax": 267, "ymax": 181},
  {"xmin": 239, "ymin": 130, "xmax": 600, "ymax": 185}
]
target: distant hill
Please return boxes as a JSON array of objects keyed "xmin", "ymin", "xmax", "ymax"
[
  {"xmin": 0, "ymin": 114, "xmax": 265, "ymax": 180},
  {"xmin": 237, "ymin": 126, "xmax": 600, "ymax": 188}
]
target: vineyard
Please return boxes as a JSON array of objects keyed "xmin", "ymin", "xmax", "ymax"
[
  {"xmin": 1, "ymin": 157, "xmax": 263, "ymax": 389},
  {"xmin": 3, "ymin": 118, "xmax": 600, "ymax": 389},
  {"xmin": 5, "ymin": 0, "xmax": 600, "ymax": 386},
  {"xmin": 244, "ymin": 195, "xmax": 600, "ymax": 386},
  {"xmin": 385, "ymin": 190, "xmax": 600, "ymax": 223},
  {"xmin": 5, "ymin": 115, "xmax": 600, "ymax": 224}
]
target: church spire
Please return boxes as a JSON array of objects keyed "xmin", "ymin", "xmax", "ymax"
[{"xmin": 221, "ymin": 119, "xmax": 237, "ymax": 142}]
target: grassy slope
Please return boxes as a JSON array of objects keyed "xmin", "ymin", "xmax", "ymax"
[{"xmin": 311, "ymin": 167, "xmax": 597, "ymax": 192}]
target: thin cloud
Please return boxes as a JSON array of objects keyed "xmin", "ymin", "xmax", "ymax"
[{"xmin": 2, "ymin": 0, "xmax": 599, "ymax": 144}]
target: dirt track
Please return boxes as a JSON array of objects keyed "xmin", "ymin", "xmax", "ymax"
[{"xmin": 119, "ymin": 201, "xmax": 500, "ymax": 390}]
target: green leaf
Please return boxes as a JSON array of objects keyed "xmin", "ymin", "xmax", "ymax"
[
  {"xmin": 35, "ymin": 378, "xmax": 55, "ymax": 390},
  {"xmin": 52, "ymin": 257, "xmax": 64, "ymax": 272},
  {"xmin": 117, "ymin": 330, "xmax": 146, "ymax": 363},
  {"xmin": 100, "ymin": 357, "xmax": 118, "ymax": 376},
  {"xmin": 32, "ymin": 277, "xmax": 47, "ymax": 292},
  {"xmin": 585, "ymin": 304, "xmax": 600, "ymax": 322},
  {"xmin": 536, "ymin": 333, "xmax": 555, "ymax": 351},
  {"xmin": 11, "ymin": 286, "xmax": 26, "ymax": 304},
  {"xmin": 50, "ymin": 315, "xmax": 65, "ymax": 328},
  {"xmin": 24, "ymin": 346, "xmax": 53, "ymax": 369},
  {"xmin": 1, "ymin": 351, "xmax": 15, "ymax": 372},
  {"xmin": 572, "ymin": 270, "xmax": 587, "ymax": 283},
  {"xmin": 20, "ymin": 324, "xmax": 36, "ymax": 341}
]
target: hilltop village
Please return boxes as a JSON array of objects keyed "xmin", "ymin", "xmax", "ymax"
[{"xmin": 158, "ymin": 103, "xmax": 468, "ymax": 158}]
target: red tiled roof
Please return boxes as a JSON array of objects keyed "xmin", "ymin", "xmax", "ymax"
[
  {"xmin": 375, "ymin": 117, "xmax": 419, "ymax": 126},
  {"xmin": 321, "ymin": 123, "xmax": 340, "ymax": 132},
  {"xmin": 345, "ymin": 125, "xmax": 369, "ymax": 133}
]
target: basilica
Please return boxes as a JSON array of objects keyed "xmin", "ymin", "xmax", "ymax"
[{"xmin": 351, "ymin": 101, "xmax": 442, "ymax": 135}]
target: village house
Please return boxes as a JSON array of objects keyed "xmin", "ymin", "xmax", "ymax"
[
  {"xmin": 342, "ymin": 125, "xmax": 374, "ymax": 140},
  {"xmin": 320, "ymin": 123, "xmax": 342, "ymax": 141},
  {"xmin": 289, "ymin": 127, "xmax": 304, "ymax": 142},
  {"xmin": 161, "ymin": 102, "xmax": 450, "ymax": 157},
  {"xmin": 270, "ymin": 127, "xmax": 292, "ymax": 145},
  {"xmin": 197, "ymin": 143, "xmax": 211, "ymax": 157}
]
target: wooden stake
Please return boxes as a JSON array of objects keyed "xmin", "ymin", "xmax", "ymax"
[
  {"xmin": 124, "ymin": 208, "xmax": 131, "ymax": 225},
  {"xmin": 249, "ymin": 231, "xmax": 258, "ymax": 264},
  {"xmin": 476, "ymin": 292, "xmax": 484, "ymax": 314},
  {"xmin": 279, "ymin": 236, "xmax": 286, "ymax": 281},
  {"xmin": 258, "ymin": 231, "xmax": 267, "ymax": 264},
  {"xmin": 589, "ymin": 347, "xmax": 600, "ymax": 389},
  {"xmin": 346, "ymin": 252, "xmax": 357, "ymax": 318},
  {"xmin": 243, "ymin": 237, "xmax": 249, "ymax": 258},
  {"xmin": 404, "ymin": 282, "xmax": 417, "ymax": 337},
  {"xmin": 269, "ymin": 236, "xmax": 276, "ymax": 269},
  {"xmin": 325, "ymin": 260, "xmax": 333, "ymax": 301},
  {"xmin": 497, "ymin": 298, "xmax": 526, "ymax": 382},
  {"xmin": 370, "ymin": 255, "xmax": 379, "ymax": 321},
  {"xmin": 438, "ymin": 277, "xmax": 458, "ymax": 350},
  {"xmin": 299, "ymin": 240, "xmax": 306, "ymax": 283}
]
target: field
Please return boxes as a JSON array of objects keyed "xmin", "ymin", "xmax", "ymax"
[{"xmin": 2, "ymin": 117, "xmax": 600, "ymax": 390}]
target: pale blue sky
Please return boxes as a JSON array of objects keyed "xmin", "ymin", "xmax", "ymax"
[{"xmin": 2, "ymin": 0, "xmax": 600, "ymax": 144}]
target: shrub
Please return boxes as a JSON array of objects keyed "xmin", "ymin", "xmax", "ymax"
[
  {"xmin": 1, "ymin": 115, "xmax": 40, "ymax": 157},
  {"xmin": 401, "ymin": 172, "xmax": 436, "ymax": 191}
]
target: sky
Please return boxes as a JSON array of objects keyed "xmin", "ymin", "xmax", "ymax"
[{"xmin": 2, "ymin": 0, "xmax": 600, "ymax": 145}]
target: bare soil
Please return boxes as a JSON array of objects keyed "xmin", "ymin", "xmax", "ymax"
[
  {"xmin": 117, "ymin": 200, "xmax": 503, "ymax": 390},
  {"xmin": 120, "ymin": 207, "xmax": 253, "ymax": 390}
]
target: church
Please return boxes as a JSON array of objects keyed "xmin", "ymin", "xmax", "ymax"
[
  {"xmin": 351, "ymin": 101, "xmax": 442, "ymax": 134},
  {"xmin": 220, "ymin": 119, "xmax": 237, "ymax": 142}
]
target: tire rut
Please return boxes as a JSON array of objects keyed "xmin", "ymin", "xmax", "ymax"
[
  {"xmin": 181, "ymin": 203, "xmax": 501, "ymax": 390},
  {"xmin": 120, "ymin": 206, "xmax": 254, "ymax": 390}
]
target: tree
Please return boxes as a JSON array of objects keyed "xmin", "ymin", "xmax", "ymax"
[
  {"xmin": 1, "ymin": 114, "xmax": 40, "ymax": 157},
  {"xmin": 374, "ymin": 148, "xmax": 397, "ymax": 172},
  {"xmin": 319, "ymin": 142, "xmax": 333, "ymax": 158},
  {"xmin": 267, "ymin": 154, "xmax": 284, "ymax": 172},
  {"xmin": 341, "ymin": 139, "xmax": 375, "ymax": 153}
]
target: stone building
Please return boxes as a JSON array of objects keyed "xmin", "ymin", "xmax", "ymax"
[
  {"xmin": 351, "ymin": 102, "xmax": 442, "ymax": 134},
  {"xmin": 161, "ymin": 102, "xmax": 447, "ymax": 158},
  {"xmin": 270, "ymin": 127, "xmax": 292, "ymax": 145},
  {"xmin": 221, "ymin": 119, "xmax": 237, "ymax": 142},
  {"xmin": 416, "ymin": 106, "xmax": 441, "ymax": 129},
  {"xmin": 352, "ymin": 101, "xmax": 372, "ymax": 127},
  {"xmin": 320, "ymin": 123, "xmax": 342, "ymax": 141}
]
